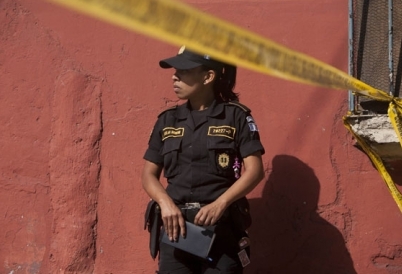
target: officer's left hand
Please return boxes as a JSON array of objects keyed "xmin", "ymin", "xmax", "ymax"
[{"xmin": 193, "ymin": 201, "xmax": 227, "ymax": 226}]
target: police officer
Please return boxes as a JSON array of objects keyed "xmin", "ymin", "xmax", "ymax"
[{"xmin": 142, "ymin": 46, "xmax": 265, "ymax": 274}]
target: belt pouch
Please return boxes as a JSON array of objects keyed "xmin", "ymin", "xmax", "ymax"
[{"xmin": 144, "ymin": 200, "xmax": 162, "ymax": 259}]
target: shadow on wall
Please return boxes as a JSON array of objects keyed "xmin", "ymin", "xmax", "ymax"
[{"xmin": 247, "ymin": 155, "xmax": 357, "ymax": 274}]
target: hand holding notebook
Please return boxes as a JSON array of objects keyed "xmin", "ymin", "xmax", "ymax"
[{"xmin": 161, "ymin": 221, "xmax": 216, "ymax": 259}]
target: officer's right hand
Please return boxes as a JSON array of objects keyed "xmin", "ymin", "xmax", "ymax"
[{"xmin": 159, "ymin": 200, "xmax": 186, "ymax": 242}]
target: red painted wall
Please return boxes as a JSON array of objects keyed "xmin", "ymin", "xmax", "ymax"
[{"xmin": 1, "ymin": 0, "xmax": 401, "ymax": 273}]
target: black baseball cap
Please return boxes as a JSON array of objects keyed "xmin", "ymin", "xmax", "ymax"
[{"xmin": 159, "ymin": 46, "xmax": 224, "ymax": 70}]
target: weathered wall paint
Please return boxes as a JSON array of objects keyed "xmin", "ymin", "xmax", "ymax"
[{"xmin": 0, "ymin": 0, "xmax": 401, "ymax": 273}]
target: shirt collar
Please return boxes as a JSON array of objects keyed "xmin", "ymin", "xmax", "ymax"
[{"xmin": 175, "ymin": 99, "xmax": 225, "ymax": 119}]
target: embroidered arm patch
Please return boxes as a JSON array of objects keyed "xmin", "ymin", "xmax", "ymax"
[{"xmin": 246, "ymin": 116, "xmax": 259, "ymax": 132}]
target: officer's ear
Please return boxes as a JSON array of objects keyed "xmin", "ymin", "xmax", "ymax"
[{"xmin": 203, "ymin": 70, "xmax": 216, "ymax": 85}]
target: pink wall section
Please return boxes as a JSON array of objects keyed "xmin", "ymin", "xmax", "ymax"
[{"xmin": 1, "ymin": 0, "xmax": 402, "ymax": 273}]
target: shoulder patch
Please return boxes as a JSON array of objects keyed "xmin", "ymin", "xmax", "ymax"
[
  {"xmin": 227, "ymin": 101, "xmax": 251, "ymax": 112},
  {"xmin": 157, "ymin": 105, "xmax": 177, "ymax": 117}
]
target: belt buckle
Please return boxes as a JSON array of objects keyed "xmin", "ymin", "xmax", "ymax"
[{"xmin": 185, "ymin": 202, "xmax": 201, "ymax": 209}]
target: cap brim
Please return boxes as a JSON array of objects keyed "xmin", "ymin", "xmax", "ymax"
[{"xmin": 159, "ymin": 55, "xmax": 202, "ymax": 70}]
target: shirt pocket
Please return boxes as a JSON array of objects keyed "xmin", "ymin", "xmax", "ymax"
[
  {"xmin": 207, "ymin": 137, "xmax": 237, "ymax": 177},
  {"xmin": 161, "ymin": 137, "xmax": 182, "ymax": 178}
]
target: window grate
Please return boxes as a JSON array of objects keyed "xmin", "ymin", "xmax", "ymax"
[{"xmin": 350, "ymin": 0, "xmax": 402, "ymax": 114}]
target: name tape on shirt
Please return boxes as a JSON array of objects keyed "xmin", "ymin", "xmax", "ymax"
[
  {"xmin": 162, "ymin": 127, "xmax": 184, "ymax": 140},
  {"xmin": 208, "ymin": 126, "xmax": 236, "ymax": 139}
]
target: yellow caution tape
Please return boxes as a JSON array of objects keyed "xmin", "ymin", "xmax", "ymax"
[
  {"xmin": 47, "ymin": 0, "xmax": 392, "ymax": 100},
  {"xmin": 47, "ymin": 0, "xmax": 402, "ymax": 212},
  {"xmin": 343, "ymin": 118, "xmax": 402, "ymax": 212},
  {"xmin": 389, "ymin": 100, "xmax": 402, "ymax": 146}
]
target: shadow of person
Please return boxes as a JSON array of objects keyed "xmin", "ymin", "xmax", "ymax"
[{"xmin": 247, "ymin": 155, "xmax": 357, "ymax": 274}]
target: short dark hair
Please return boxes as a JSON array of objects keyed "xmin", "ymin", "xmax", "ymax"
[{"xmin": 203, "ymin": 64, "xmax": 239, "ymax": 102}]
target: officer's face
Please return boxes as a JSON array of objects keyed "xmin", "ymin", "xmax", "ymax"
[{"xmin": 172, "ymin": 66, "xmax": 210, "ymax": 100}]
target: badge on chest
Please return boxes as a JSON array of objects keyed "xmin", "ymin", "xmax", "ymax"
[{"xmin": 217, "ymin": 153, "xmax": 230, "ymax": 169}]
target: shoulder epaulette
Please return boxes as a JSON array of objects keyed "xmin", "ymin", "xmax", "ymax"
[
  {"xmin": 227, "ymin": 101, "xmax": 251, "ymax": 112},
  {"xmin": 157, "ymin": 105, "xmax": 178, "ymax": 117}
]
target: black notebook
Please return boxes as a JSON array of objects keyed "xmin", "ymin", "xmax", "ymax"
[{"xmin": 161, "ymin": 221, "xmax": 216, "ymax": 259}]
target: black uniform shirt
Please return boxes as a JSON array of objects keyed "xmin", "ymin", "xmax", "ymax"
[{"xmin": 143, "ymin": 99, "xmax": 265, "ymax": 204}]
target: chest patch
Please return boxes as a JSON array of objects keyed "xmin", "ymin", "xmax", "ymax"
[
  {"xmin": 208, "ymin": 126, "xmax": 236, "ymax": 139},
  {"xmin": 162, "ymin": 127, "xmax": 184, "ymax": 140},
  {"xmin": 217, "ymin": 153, "xmax": 230, "ymax": 169}
]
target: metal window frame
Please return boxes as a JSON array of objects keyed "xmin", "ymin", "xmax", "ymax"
[{"xmin": 348, "ymin": 0, "xmax": 397, "ymax": 114}]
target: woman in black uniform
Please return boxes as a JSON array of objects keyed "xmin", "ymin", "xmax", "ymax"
[{"xmin": 142, "ymin": 46, "xmax": 265, "ymax": 274}]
